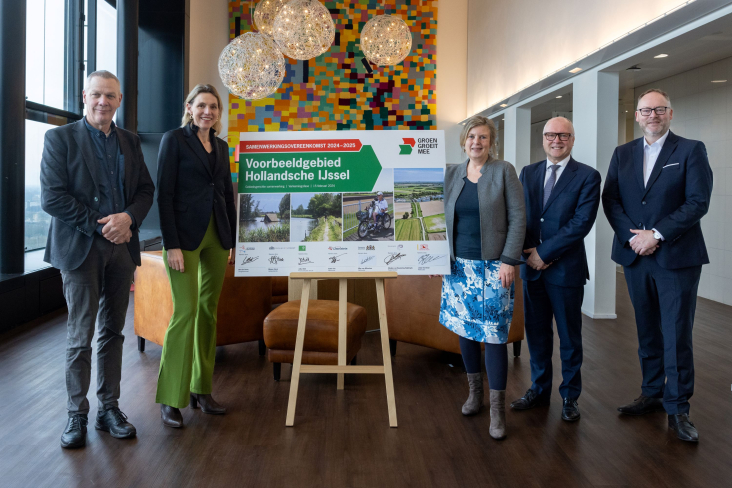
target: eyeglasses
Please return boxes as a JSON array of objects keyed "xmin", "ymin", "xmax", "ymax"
[
  {"xmin": 637, "ymin": 106, "xmax": 669, "ymax": 116},
  {"xmin": 544, "ymin": 133, "xmax": 572, "ymax": 141}
]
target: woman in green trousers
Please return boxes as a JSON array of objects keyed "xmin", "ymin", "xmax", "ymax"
[{"xmin": 155, "ymin": 84, "xmax": 237, "ymax": 428}]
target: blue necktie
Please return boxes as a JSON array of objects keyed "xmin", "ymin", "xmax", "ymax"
[{"xmin": 543, "ymin": 164, "xmax": 560, "ymax": 209}]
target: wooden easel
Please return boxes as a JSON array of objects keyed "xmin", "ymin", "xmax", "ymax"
[{"xmin": 286, "ymin": 271, "xmax": 398, "ymax": 427}]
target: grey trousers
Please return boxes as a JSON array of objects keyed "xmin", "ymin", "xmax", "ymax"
[{"xmin": 61, "ymin": 234, "xmax": 136, "ymax": 416}]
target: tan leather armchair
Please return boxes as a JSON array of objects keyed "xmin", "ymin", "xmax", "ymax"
[
  {"xmin": 134, "ymin": 251, "xmax": 272, "ymax": 354},
  {"xmin": 384, "ymin": 272, "xmax": 525, "ymax": 357}
]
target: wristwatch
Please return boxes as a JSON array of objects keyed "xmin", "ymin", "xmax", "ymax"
[{"xmin": 652, "ymin": 229, "xmax": 663, "ymax": 241}]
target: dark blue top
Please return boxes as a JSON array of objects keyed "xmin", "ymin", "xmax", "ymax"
[
  {"xmin": 84, "ymin": 118, "xmax": 133, "ymax": 234},
  {"xmin": 453, "ymin": 177, "xmax": 482, "ymax": 260}
]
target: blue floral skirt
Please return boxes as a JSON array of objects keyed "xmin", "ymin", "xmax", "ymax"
[{"xmin": 439, "ymin": 257, "xmax": 515, "ymax": 344}]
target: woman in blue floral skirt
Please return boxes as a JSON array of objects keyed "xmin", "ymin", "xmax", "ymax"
[{"xmin": 440, "ymin": 115, "xmax": 525, "ymax": 440}]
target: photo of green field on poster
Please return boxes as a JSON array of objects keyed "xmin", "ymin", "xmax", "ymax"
[{"xmin": 394, "ymin": 168, "xmax": 445, "ymax": 242}]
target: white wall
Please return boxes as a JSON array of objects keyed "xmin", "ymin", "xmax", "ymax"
[
  {"xmin": 467, "ymin": 0, "xmax": 685, "ymax": 116},
  {"xmin": 436, "ymin": 0, "xmax": 468, "ymax": 165},
  {"xmin": 634, "ymin": 57, "xmax": 732, "ymax": 305},
  {"xmin": 188, "ymin": 0, "xmax": 231, "ymax": 139}
]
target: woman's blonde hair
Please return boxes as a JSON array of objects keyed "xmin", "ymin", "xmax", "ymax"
[
  {"xmin": 181, "ymin": 84, "xmax": 223, "ymax": 135},
  {"xmin": 459, "ymin": 115, "xmax": 497, "ymax": 159}
]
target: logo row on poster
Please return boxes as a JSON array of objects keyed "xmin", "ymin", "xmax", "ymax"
[{"xmin": 235, "ymin": 241, "xmax": 452, "ymax": 276}]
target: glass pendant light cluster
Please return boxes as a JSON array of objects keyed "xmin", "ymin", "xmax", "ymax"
[
  {"xmin": 218, "ymin": 31, "xmax": 286, "ymax": 100},
  {"xmin": 360, "ymin": 14, "xmax": 412, "ymax": 67}
]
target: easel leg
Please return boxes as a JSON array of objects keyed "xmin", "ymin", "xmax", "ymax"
[
  {"xmin": 286, "ymin": 279, "xmax": 311, "ymax": 427},
  {"xmin": 337, "ymin": 278, "xmax": 347, "ymax": 390},
  {"xmin": 375, "ymin": 278, "xmax": 397, "ymax": 427}
]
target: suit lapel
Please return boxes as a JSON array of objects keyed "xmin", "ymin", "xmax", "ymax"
[
  {"xmin": 117, "ymin": 130, "xmax": 134, "ymax": 201},
  {"xmin": 537, "ymin": 160, "xmax": 547, "ymax": 211},
  {"xmin": 73, "ymin": 120, "xmax": 101, "ymax": 190},
  {"xmin": 643, "ymin": 131, "xmax": 678, "ymax": 197},
  {"xmin": 542, "ymin": 158, "xmax": 577, "ymax": 214},
  {"xmin": 633, "ymin": 139, "xmax": 645, "ymax": 191},
  {"xmin": 184, "ymin": 125, "xmax": 214, "ymax": 177}
]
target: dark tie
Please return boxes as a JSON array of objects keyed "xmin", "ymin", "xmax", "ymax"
[{"xmin": 543, "ymin": 164, "xmax": 560, "ymax": 209}]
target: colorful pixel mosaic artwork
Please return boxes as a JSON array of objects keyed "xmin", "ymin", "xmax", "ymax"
[{"xmin": 227, "ymin": 0, "xmax": 437, "ymax": 179}]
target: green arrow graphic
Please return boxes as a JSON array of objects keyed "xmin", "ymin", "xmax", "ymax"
[
  {"xmin": 399, "ymin": 144, "xmax": 413, "ymax": 155},
  {"xmin": 238, "ymin": 145, "xmax": 383, "ymax": 193}
]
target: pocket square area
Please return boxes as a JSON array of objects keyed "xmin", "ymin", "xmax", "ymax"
[{"xmin": 663, "ymin": 163, "xmax": 680, "ymax": 168}]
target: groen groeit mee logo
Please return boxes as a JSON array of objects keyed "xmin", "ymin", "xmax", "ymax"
[
  {"xmin": 299, "ymin": 245, "xmax": 306, "ymax": 251},
  {"xmin": 399, "ymin": 137, "xmax": 416, "ymax": 155}
]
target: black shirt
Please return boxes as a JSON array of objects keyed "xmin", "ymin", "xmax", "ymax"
[{"xmin": 453, "ymin": 177, "xmax": 482, "ymax": 260}]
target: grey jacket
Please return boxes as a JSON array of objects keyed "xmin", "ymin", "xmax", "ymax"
[
  {"xmin": 41, "ymin": 119, "xmax": 155, "ymax": 271},
  {"xmin": 445, "ymin": 159, "xmax": 526, "ymax": 264}
]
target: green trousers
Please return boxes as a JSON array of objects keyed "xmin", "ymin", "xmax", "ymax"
[{"xmin": 156, "ymin": 216, "xmax": 229, "ymax": 408}]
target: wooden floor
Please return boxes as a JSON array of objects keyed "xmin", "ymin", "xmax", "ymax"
[{"xmin": 1, "ymin": 273, "xmax": 730, "ymax": 488}]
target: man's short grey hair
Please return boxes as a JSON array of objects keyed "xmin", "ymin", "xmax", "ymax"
[
  {"xmin": 84, "ymin": 70, "xmax": 121, "ymax": 91},
  {"xmin": 543, "ymin": 116, "xmax": 575, "ymax": 136},
  {"xmin": 637, "ymin": 88, "xmax": 671, "ymax": 108}
]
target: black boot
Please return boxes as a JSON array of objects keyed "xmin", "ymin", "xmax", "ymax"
[
  {"xmin": 60, "ymin": 414, "xmax": 88, "ymax": 449},
  {"xmin": 161, "ymin": 404, "xmax": 183, "ymax": 428},
  {"xmin": 95, "ymin": 407, "xmax": 137, "ymax": 439},
  {"xmin": 190, "ymin": 393, "xmax": 226, "ymax": 415}
]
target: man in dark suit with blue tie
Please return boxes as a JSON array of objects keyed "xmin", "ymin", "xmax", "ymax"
[
  {"xmin": 41, "ymin": 71, "xmax": 154, "ymax": 448},
  {"xmin": 602, "ymin": 89, "xmax": 712, "ymax": 443},
  {"xmin": 510, "ymin": 117, "xmax": 601, "ymax": 422}
]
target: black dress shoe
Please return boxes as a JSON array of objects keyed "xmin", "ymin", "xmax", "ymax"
[
  {"xmin": 190, "ymin": 393, "xmax": 226, "ymax": 415},
  {"xmin": 161, "ymin": 404, "xmax": 183, "ymax": 428},
  {"xmin": 668, "ymin": 414, "xmax": 699, "ymax": 443},
  {"xmin": 60, "ymin": 414, "xmax": 88, "ymax": 449},
  {"xmin": 617, "ymin": 395, "xmax": 665, "ymax": 415},
  {"xmin": 510, "ymin": 388, "xmax": 550, "ymax": 410},
  {"xmin": 561, "ymin": 398, "xmax": 580, "ymax": 422},
  {"xmin": 95, "ymin": 407, "xmax": 137, "ymax": 439}
]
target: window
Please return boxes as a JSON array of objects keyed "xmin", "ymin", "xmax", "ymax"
[
  {"xmin": 24, "ymin": 0, "xmax": 86, "ymax": 252},
  {"xmin": 24, "ymin": 120, "xmax": 55, "ymax": 251},
  {"xmin": 96, "ymin": 0, "xmax": 117, "ymax": 74},
  {"xmin": 26, "ymin": 0, "xmax": 67, "ymax": 111}
]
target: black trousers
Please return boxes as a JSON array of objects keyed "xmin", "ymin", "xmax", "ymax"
[
  {"xmin": 61, "ymin": 234, "xmax": 136, "ymax": 416},
  {"xmin": 523, "ymin": 276, "xmax": 584, "ymax": 399},
  {"xmin": 623, "ymin": 255, "xmax": 701, "ymax": 415}
]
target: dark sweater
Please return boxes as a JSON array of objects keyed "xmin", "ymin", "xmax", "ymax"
[{"xmin": 453, "ymin": 177, "xmax": 482, "ymax": 260}]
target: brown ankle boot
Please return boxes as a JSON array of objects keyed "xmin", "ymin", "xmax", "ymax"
[{"xmin": 462, "ymin": 373, "xmax": 484, "ymax": 416}]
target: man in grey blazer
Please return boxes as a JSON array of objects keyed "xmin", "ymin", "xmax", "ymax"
[{"xmin": 40, "ymin": 71, "xmax": 154, "ymax": 449}]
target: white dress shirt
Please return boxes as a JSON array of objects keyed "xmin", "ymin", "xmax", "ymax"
[
  {"xmin": 643, "ymin": 130, "xmax": 669, "ymax": 186},
  {"xmin": 629, "ymin": 131, "xmax": 669, "ymax": 243},
  {"xmin": 544, "ymin": 155, "xmax": 570, "ymax": 186}
]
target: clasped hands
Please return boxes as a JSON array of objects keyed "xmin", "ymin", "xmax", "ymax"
[
  {"xmin": 524, "ymin": 248, "xmax": 551, "ymax": 271},
  {"xmin": 97, "ymin": 213, "xmax": 132, "ymax": 245},
  {"xmin": 629, "ymin": 229, "xmax": 659, "ymax": 256}
]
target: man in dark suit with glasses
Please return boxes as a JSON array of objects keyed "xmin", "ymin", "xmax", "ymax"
[
  {"xmin": 511, "ymin": 117, "xmax": 601, "ymax": 422},
  {"xmin": 602, "ymin": 88, "xmax": 713, "ymax": 442}
]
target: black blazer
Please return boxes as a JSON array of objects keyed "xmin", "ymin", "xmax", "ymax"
[
  {"xmin": 41, "ymin": 119, "xmax": 155, "ymax": 270},
  {"xmin": 602, "ymin": 131, "xmax": 713, "ymax": 269},
  {"xmin": 157, "ymin": 124, "xmax": 237, "ymax": 251},
  {"xmin": 519, "ymin": 157, "xmax": 601, "ymax": 287}
]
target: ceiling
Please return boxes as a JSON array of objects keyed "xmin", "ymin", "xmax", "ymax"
[{"xmin": 609, "ymin": 13, "xmax": 732, "ymax": 104}]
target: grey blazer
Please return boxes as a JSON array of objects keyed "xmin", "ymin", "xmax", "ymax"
[
  {"xmin": 40, "ymin": 119, "xmax": 155, "ymax": 271},
  {"xmin": 445, "ymin": 159, "xmax": 526, "ymax": 264}
]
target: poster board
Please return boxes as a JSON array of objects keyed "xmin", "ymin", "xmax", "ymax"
[{"xmin": 234, "ymin": 130, "xmax": 450, "ymax": 277}]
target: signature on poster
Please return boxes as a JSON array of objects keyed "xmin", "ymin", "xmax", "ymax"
[
  {"xmin": 329, "ymin": 254, "xmax": 346, "ymax": 264},
  {"xmin": 360, "ymin": 255, "xmax": 376, "ymax": 265},
  {"xmin": 269, "ymin": 255, "xmax": 284, "ymax": 265},
  {"xmin": 418, "ymin": 254, "xmax": 444, "ymax": 265},
  {"xmin": 385, "ymin": 252, "xmax": 406, "ymax": 265},
  {"xmin": 298, "ymin": 257, "xmax": 313, "ymax": 265},
  {"xmin": 241, "ymin": 256, "xmax": 259, "ymax": 265}
]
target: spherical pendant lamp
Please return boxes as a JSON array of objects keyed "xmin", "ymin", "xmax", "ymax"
[
  {"xmin": 273, "ymin": 0, "xmax": 335, "ymax": 60},
  {"xmin": 253, "ymin": 0, "xmax": 288, "ymax": 38},
  {"xmin": 218, "ymin": 32, "xmax": 286, "ymax": 100},
  {"xmin": 360, "ymin": 15, "xmax": 412, "ymax": 66}
]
